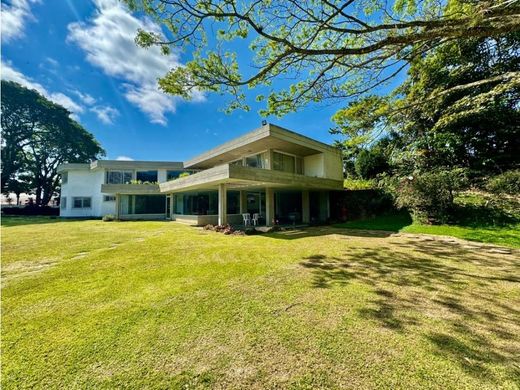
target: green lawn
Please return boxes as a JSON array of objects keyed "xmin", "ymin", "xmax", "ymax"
[
  {"xmin": 335, "ymin": 212, "xmax": 520, "ymax": 248},
  {"xmin": 2, "ymin": 217, "xmax": 520, "ymax": 389}
]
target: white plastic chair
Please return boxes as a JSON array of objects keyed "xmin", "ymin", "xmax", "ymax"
[
  {"xmin": 252, "ymin": 213, "xmax": 260, "ymax": 226},
  {"xmin": 242, "ymin": 213, "xmax": 251, "ymax": 226}
]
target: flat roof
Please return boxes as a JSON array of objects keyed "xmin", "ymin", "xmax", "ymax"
[
  {"xmin": 184, "ymin": 123, "xmax": 339, "ymax": 169},
  {"xmin": 58, "ymin": 160, "xmax": 185, "ymax": 173}
]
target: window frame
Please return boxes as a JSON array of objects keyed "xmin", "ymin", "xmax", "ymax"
[
  {"xmin": 106, "ymin": 170, "xmax": 134, "ymax": 184},
  {"xmin": 72, "ymin": 197, "xmax": 92, "ymax": 209},
  {"xmin": 103, "ymin": 195, "xmax": 116, "ymax": 202},
  {"xmin": 272, "ymin": 150, "xmax": 303, "ymax": 174}
]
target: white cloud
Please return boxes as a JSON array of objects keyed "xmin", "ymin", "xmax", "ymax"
[
  {"xmin": 1, "ymin": 0, "xmax": 38, "ymax": 42},
  {"xmin": 116, "ymin": 155, "xmax": 134, "ymax": 161},
  {"xmin": 1, "ymin": 60, "xmax": 83, "ymax": 113},
  {"xmin": 73, "ymin": 90, "xmax": 97, "ymax": 105},
  {"xmin": 90, "ymin": 105, "xmax": 119, "ymax": 124},
  {"xmin": 67, "ymin": 0, "xmax": 203, "ymax": 125}
]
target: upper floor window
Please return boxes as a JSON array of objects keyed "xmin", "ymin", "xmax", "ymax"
[
  {"xmin": 136, "ymin": 170, "xmax": 158, "ymax": 183},
  {"xmin": 272, "ymin": 151, "xmax": 303, "ymax": 174},
  {"xmin": 106, "ymin": 170, "xmax": 133, "ymax": 184},
  {"xmin": 73, "ymin": 197, "xmax": 91, "ymax": 209},
  {"xmin": 229, "ymin": 159, "xmax": 243, "ymax": 167},
  {"xmin": 61, "ymin": 172, "xmax": 68, "ymax": 184},
  {"xmin": 244, "ymin": 152, "xmax": 268, "ymax": 169}
]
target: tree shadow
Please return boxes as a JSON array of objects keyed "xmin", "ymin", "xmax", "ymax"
[{"xmin": 299, "ymin": 239, "xmax": 520, "ymax": 383}]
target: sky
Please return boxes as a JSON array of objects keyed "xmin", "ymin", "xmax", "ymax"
[{"xmin": 1, "ymin": 0, "xmax": 398, "ymax": 162}]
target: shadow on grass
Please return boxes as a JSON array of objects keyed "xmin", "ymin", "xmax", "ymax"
[{"xmin": 299, "ymin": 240, "xmax": 520, "ymax": 383}]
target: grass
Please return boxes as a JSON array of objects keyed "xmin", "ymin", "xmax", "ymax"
[
  {"xmin": 2, "ymin": 216, "xmax": 519, "ymax": 389},
  {"xmin": 335, "ymin": 211, "xmax": 520, "ymax": 248}
]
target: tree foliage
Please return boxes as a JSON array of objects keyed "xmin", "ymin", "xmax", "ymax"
[
  {"xmin": 1, "ymin": 81, "xmax": 105, "ymax": 206},
  {"xmin": 334, "ymin": 31, "xmax": 520, "ymax": 173},
  {"xmin": 127, "ymin": 0, "xmax": 520, "ymax": 116}
]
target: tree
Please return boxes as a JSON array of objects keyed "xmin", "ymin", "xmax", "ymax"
[
  {"xmin": 127, "ymin": 0, "xmax": 520, "ymax": 117},
  {"xmin": 333, "ymin": 31, "xmax": 520, "ymax": 174},
  {"xmin": 4, "ymin": 176, "xmax": 31, "ymax": 206},
  {"xmin": 1, "ymin": 81, "xmax": 105, "ymax": 206}
]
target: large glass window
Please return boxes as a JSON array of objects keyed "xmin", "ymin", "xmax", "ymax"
[
  {"xmin": 72, "ymin": 197, "xmax": 91, "ymax": 208},
  {"xmin": 227, "ymin": 191, "xmax": 240, "ymax": 214},
  {"xmin": 244, "ymin": 152, "xmax": 268, "ymax": 169},
  {"xmin": 272, "ymin": 151, "xmax": 300, "ymax": 173},
  {"xmin": 106, "ymin": 170, "xmax": 133, "ymax": 184},
  {"xmin": 121, "ymin": 195, "xmax": 166, "ymax": 214},
  {"xmin": 136, "ymin": 170, "xmax": 158, "ymax": 183}
]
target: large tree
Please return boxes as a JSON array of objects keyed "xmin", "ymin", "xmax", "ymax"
[
  {"xmin": 1, "ymin": 81, "xmax": 105, "ymax": 206},
  {"xmin": 128, "ymin": 0, "xmax": 520, "ymax": 117},
  {"xmin": 332, "ymin": 32, "xmax": 520, "ymax": 173}
]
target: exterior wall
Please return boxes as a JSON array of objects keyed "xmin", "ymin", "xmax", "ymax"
[
  {"xmin": 304, "ymin": 151, "xmax": 343, "ymax": 180},
  {"xmin": 60, "ymin": 169, "xmax": 107, "ymax": 217}
]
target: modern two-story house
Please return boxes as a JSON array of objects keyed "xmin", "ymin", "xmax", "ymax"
[{"xmin": 58, "ymin": 124, "xmax": 344, "ymax": 226}]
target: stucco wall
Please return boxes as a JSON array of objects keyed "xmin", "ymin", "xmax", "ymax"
[{"xmin": 60, "ymin": 169, "xmax": 107, "ymax": 217}]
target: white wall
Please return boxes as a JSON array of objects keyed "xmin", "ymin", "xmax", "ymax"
[{"xmin": 60, "ymin": 169, "xmax": 109, "ymax": 217}]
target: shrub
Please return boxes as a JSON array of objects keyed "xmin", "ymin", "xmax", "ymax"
[
  {"xmin": 486, "ymin": 170, "xmax": 520, "ymax": 195},
  {"xmin": 355, "ymin": 148, "xmax": 389, "ymax": 179},
  {"xmin": 343, "ymin": 178, "xmax": 376, "ymax": 190},
  {"xmin": 102, "ymin": 214, "xmax": 115, "ymax": 222},
  {"xmin": 179, "ymin": 172, "xmax": 190, "ymax": 178},
  {"xmin": 395, "ymin": 168, "xmax": 468, "ymax": 224}
]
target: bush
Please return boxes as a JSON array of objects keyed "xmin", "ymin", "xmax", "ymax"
[
  {"xmin": 102, "ymin": 214, "xmax": 116, "ymax": 221},
  {"xmin": 355, "ymin": 148, "xmax": 389, "ymax": 179},
  {"xmin": 486, "ymin": 170, "xmax": 520, "ymax": 195},
  {"xmin": 395, "ymin": 169, "xmax": 468, "ymax": 224},
  {"xmin": 343, "ymin": 178, "xmax": 376, "ymax": 190},
  {"xmin": 2, "ymin": 206, "xmax": 59, "ymax": 216},
  {"xmin": 179, "ymin": 172, "xmax": 190, "ymax": 178}
]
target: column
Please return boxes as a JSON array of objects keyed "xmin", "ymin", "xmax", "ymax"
[
  {"xmin": 169, "ymin": 194, "xmax": 174, "ymax": 220},
  {"xmin": 115, "ymin": 193, "xmax": 120, "ymax": 220},
  {"xmin": 265, "ymin": 187, "xmax": 275, "ymax": 226},
  {"xmin": 302, "ymin": 190, "xmax": 310, "ymax": 224},
  {"xmin": 218, "ymin": 183, "xmax": 227, "ymax": 225},
  {"xmin": 239, "ymin": 190, "xmax": 247, "ymax": 214}
]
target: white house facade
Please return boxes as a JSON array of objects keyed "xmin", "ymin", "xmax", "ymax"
[{"xmin": 58, "ymin": 124, "xmax": 344, "ymax": 225}]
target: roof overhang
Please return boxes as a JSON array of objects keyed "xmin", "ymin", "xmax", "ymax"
[
  {"xmin": 57, "ymin": 163, "xmax": 90, "ymax": 173},
  {"xmin": 184, "ymin": 124, "xmax": 339, "ymax": 169},
  {"xmin": 159, "ymin": 164, "xmax": 343, "ymax": 193},
  {"xmin": 91, "ymin": 160, "xmax": 184, "ymax": 171}
]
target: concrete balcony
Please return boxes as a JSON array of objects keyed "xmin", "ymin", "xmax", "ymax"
[{"xmin": 101, "ymin": 183, "xmax": 160, "ymax": 194}]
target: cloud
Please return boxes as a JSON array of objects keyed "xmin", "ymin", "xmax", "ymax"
[
  {"xmin": 67, "ymin": 0, "xmax": 203, "ymax": 125},
  {"xmin": 116, "ymin": 155, "xmax": 134, "ymax": 161},
  {"xmin": 73, "ymin": 90, "xmax": 97, "ymax": 105},
  {"xmin": 90, "ymin": 105, "xmax": 120, "ymax": 124},
  {"xmin": 1, "ymin": 60, "xmax": 83, "ymax": 113},
  {"xmin": 1, "ymin": 0, "xmax": 38, "ymax": 42}
]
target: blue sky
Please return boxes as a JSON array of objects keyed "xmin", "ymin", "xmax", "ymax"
[{"xmin": 1, "ymin": 0, "xmax": 399, "ymax": 162}]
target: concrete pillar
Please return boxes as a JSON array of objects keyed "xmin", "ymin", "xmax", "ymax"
[
  {"xmin": 302, "ymin": 190, "xmax": 310, "ymax": 224},
  {"xmin": 115, "ymin": 193, "xmax": 120, "ymax": 220},
  {"xmin": 218, "ymin": 183, "xmax": 227, "ymax": 225},
  {"xmin": 239, "ymin": 191, "xmax": 247, "ymax": 214},
  {"xmin": 265, "ymin": 187, "xmax": 275, "ymax": 226},
  {"xmin": 169, "ymin": 194, "xmax": 174, "ymax": 220}
]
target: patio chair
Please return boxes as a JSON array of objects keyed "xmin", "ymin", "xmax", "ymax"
[
  {"xmin": 242, "ymin": 213, "xmax": 251, "ymax": 226},
  {"xmin": 252, "ymin": 213, "xmax": 261, "ymax": 226}
]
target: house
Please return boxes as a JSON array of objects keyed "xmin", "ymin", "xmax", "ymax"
[{"xmin": 58, "ymin": 123, "xmax": 344, "ymax": 225}]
